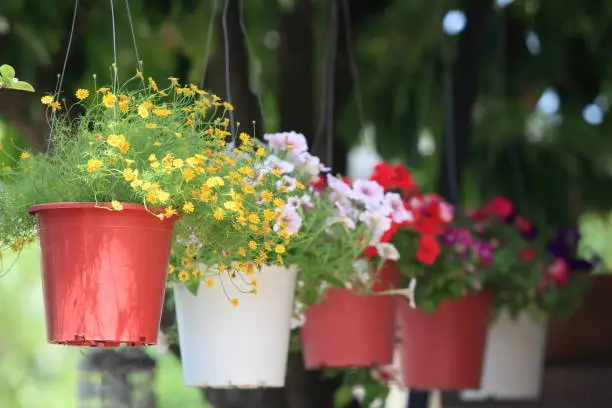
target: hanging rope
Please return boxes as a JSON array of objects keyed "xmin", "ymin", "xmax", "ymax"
[
  {"xmin": 123, "ymin": 0, "xmax": 145, "ymax": 88},
  {"xmin": 47, "ymin": 0, "xmax": 80, "ymax": 153},
  {"xmin": 313, "ymin": 0, "xmax": 339, "ymax": 168},
  {"xmin": 499, "ymin": 6, "xmax": 527, "ymax": 208},
  {"xmin": 199, "ymin": 0, "xmax": 219, "ymax": 89},
  {"xmin": 221, "ymin": 0, "xmax": 236, "ymax": 141},
  {"xmin": 109, "ymin": 0, "xmax": 119, "ymax": 94},
  {"xmin": 442, "ymin": 50, "xmax": 459, "ymax": 204},
  {"xmin": 238, "ymin": 0, "xmax": 265, "ymax": 134},
  {"xmin": 340, "ymin": 0, "xmax": 366, "ymax": 136}
]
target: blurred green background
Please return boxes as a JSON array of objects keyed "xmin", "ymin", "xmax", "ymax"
[{"xmin": 0, "ymin": 244, "xmax": 208, "ymax": 408}]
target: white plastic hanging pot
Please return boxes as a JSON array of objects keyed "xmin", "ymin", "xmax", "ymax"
[
  {"xmin": 460, "ymin": 311, "xmax": 547, "ymax": 401},
  {"xmin": 173, "ymin": 265, "xmax": 298, "ymax": 388}
]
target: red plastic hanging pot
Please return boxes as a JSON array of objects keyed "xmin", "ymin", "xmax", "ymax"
[
  {"xmin": 397, "ymin": 292, "xmax": 492, "ymax": 389},
  {"xmin": 301, "ymin": 262, "xmax": 399, "ymax": 369},
  {"xmin": 29, "ymin": 202, "xmax": 177, "ymax": 347}
]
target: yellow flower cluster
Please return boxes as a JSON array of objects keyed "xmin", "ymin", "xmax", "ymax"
[{"xmin": 38, "ymin": 73, "xmax": 299, "ymax": 285}]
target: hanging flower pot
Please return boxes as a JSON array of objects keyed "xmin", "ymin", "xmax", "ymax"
[
  {"xmin": 29, "ymin": 202, "xmax": 177, "ymax": 346},
  {"xmin": 460, "ymin": 311, "xmax": 547, "ymax": 401},
  {"xmin": 174, "ymin": 265, "xmax": 298, "ymax": 388},
  {"xmin": 398, "ymin": 292, "xmax": 492, "ymax": 390},
  {"xmin": 300, "ymin": 262, "xmax": 399, "ymax": 369}
]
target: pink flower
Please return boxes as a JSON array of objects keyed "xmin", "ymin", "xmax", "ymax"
[
  {"xmin": 264, "ymin": 155, "xmax": 295, "ymax": 174},
  {"xmin": 276, "ymin": 175, "xmax": 298, "ymax": 191},
  {"xmin": 359, "ymin": 210, "xmax": 392, "ymax": 245},
  {"xmin": 384, "ymin": 192, "xmax": 413, "ymax": 224},
  {"xmin": 352, "ymin": 179, "xmax": 385, "ymax": 206},
  {"xmin": 274, "ymin": 205, "xmax": 303, "ymax": 235},
  {"xmin": 327, "ymin": 174, "xmax": 354, "ymax": 198},
  {"xmin": 289, "ymin": 152, "xmax": 329, "ymax": 182},
  {"xmin": 547, "ymin": 258, "xmax": 569, "ymax": 286},
  {"xmin": 264, "ymin": 131, "xmax": 309, "ymax": 154}
]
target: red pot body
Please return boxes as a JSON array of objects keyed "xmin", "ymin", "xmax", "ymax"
[
  {"xmin": 398, "ymin": 292, "xmax": 492, "ymax": 389},
  {"xmin": 301, "ymin": 262, "xmax": 399, "ymax": 369},
  {"xmin": 29, "ymin": 202, "xmax": 177, "ymax": 347}
]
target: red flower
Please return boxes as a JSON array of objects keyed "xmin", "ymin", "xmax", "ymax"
[
  {"xmin": 370, "ymin": 162, "xmax": 416, "ymax": 196},
  {"xmin": 465, "ymin": 208, "xmax": 488, "ymax": 222},
  {"xmin": 411, "ymin": 194, "xmax": 454, "ymax": 235},
  {"xmin": 414, "ymin": 217, "xmax": 445, "ymax": 236},
  {"xmin": 515, "ymin": 216, "xmax": 533, "ymax": 234},
  {"xmin": 380, "ymin": 222, "xmax": 400, "ymax": 243},
  {"xmin": 519, "ymin": 248, "xmax": 537, "ymax": 261},
  {"xmin": 364, "ymin": 245, "xmax": 377, "ymax": 259},
  {"xmin": 416, "ymin": 235, "xmax": 441, "ymax": 265},
  {"xmin": 310, "ymin": 174, "xmax": 327, "ymax": 192},
  {"xmin": 482, "ymin": 196, "xmax": 514, "ymax": 220},
  {"xmin": 547, "ymin": 258, "xmax": 569, "ymax": 286}
]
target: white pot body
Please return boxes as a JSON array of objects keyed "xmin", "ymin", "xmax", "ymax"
[
  {"xmin": 174, "ymin": 265, "xmax": 298, "ymax": 388},
  {"xmin": 460, "ymin": 311, "xmax": 547, "ymax": 401}
]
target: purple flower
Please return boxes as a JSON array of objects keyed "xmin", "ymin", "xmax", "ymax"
[
  {"xmin": 567, "ymin": 258, "xmax": 595, "ymax": 274},
  {"xmin": 546, "ymin": 227, "xmax": 599, "ymax": 274},
  {"xmin": 474, "ymin": 241, "xmax": 494, "ymax": 266},
  {"xmin": 441, "ymin": 227, "xmax": 474, "ymax": 253},
  {"xmin": 547, "ymin": 227, "xmax": 580, "ymax": 259}
]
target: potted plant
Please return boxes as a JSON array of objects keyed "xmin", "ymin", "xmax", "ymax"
[
  {"xmin": 169, "ymin": 131, "xmax": 391, "ymax": 387},
  {"xmin": 0, "ymin": 71, "xmax": 295, "ymax": 347},
  {"xmin": 300, "ymin": 173, "xmax": 404, "ymax": 369},
  {"xmin": 368, "ymin": 161, "xmax": 497, "ymax": 390},
  {"xmin": 460, "ymin": 197, "xmax": 596, "ymax": 400}
]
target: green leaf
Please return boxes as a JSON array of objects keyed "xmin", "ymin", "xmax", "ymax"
[
  {"xmin": 185, "ymin": 280, "xmax": 200, "ymax": 296},
  {"xmin": 9, "ymin": 81, "xmax": 35, "ymax": 92},
  {"xmin": 333, "ymin": 385, "xmax": 355, "ymax": 408},
  {"xmin": 0, "ymin": 64, "xmax": 15, "ymax": 79}
]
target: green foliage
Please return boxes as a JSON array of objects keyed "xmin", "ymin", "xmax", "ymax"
[
  {"xmin": 0, "ymin": 64, "xmax": 34, "ymax": 92},
  {"xmin": 0, "ymin": 71, "xmax": 300, "ymax": 274},
  {"xmin": 393, "ymin": 230, "xmax": 477, "ymax": 314},
  {"xmin": 0, "ymin": 246, "xmax": 208, "ymax": 408},
  {"xmin": 325, "ymin": 368, "xmax": 390, "ymax": 408}
]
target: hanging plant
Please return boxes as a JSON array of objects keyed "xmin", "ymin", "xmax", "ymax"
[
  {"xmin": 0, "ymin": 71, "xmax": 300, "ymax": 346},
  {"xmin": 298, "ymin": 171, "xmax": 405, "ymax": 370},
  {"xmin": 169, "ymin": 130, "xmax": 399, "ymax": 300},
  {"xmin": 167, "ymin": 131, "xmax": 400, "ymax": 388},
  {"xmin": 464, "ymin": 196, "xmax": 597, "ymax": 319}
]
